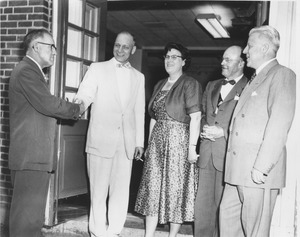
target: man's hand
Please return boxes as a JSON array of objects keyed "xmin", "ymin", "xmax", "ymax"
[
  {"xmin": 79, "ymin": 101, "xmax": 86, "ymax": 115},
  {"xmin": 134, "ymin": 147, "xmax": 144, "ymax": 161},
  {"xmin": 200, "ymin": 125, "xmax": 224, "ymax": 141},
  {"xmin": 73, "ymin": 98, "xmax": 86, "ymax": 115},
  {"xmin": 251, "ymin": 168, "xmax": 267, "ymax": 184}
]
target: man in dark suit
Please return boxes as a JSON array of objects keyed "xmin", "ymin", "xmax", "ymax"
[
  {"xmin": 9, "ymin": 29, "xmax": 84, "ymax": 237},
  {"xmin": 194, "ymin": 45, "xmax": 248, "ymax": 237},
  {"xmin": 220, "ymin": 25, "xmax": 296, "ymax": 236}
]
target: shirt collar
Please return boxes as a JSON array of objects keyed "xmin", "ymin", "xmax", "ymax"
[
  {"xmin": 26, "ymin": 55, "xmax": 48, "ymax": 80},
  {"xmin": 113, "ymin": 57, "xmax": 131, "ymax": 68},
  {"xmin": 256, "ymin": 58, "xmax": 276, "ymax": 75},
  {"xmin": 226, "ymin": 74, "xmax": 244, "ymax": 83}
]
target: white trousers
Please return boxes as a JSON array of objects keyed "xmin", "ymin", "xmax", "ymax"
[{"xmin": 87, "ymin": 140, "xmax": 133, "ymax": 237}]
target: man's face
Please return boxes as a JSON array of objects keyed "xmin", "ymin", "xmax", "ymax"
[
  {"xmin": 34, "ymin": 33, "xmax": 57, "ymax": 68},
  {"xmin": 221, "ymin": 47, "xmax": 243, "ymax": 79},
  {"xmin": 113, "ymin": 33, "xmax": 135, "ymax": 63},
  {"xmin": 243, "ymin": 32, "xmax": 263, "ymax": 69}
]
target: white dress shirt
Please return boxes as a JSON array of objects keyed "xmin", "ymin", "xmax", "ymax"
[
  {"xmin": 114, "ymin": 58, "xmax": 131, "ymax": 110},
  {"xmin": 220, "ymin": 74, "xmax": 243, "ymax": 100}
]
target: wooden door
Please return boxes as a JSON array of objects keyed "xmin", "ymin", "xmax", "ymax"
[{"xmin": 45, "ymin": 0, "xmax": 107, "ymax": 226}]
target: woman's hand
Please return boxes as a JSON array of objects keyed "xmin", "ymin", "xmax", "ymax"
[{"xmin": 188, "ymin": 145, "xmax": 199, "ymax": 164}]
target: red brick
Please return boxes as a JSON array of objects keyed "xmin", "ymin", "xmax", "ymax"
[
  {"xmin": 0, "ymin": 1, "xmax": 8, "ymax": 7},
  {"xmin": 9, "ymin": 0, "xmax": 28, "ymax": 7},
  {"xmin": 3, "ymin": 8, "xmax": 12, "ymax": 14},
  {"xmin": 30, "ymin": 0, "xmax": 49, "ymax": 8},
  {"xmin": 18, "ymin": 21, "xmax": 33, "ymax": 27},
  {"xmin": 14, "ymin": 7, "xmax": 33, "ymax": 14},
  {"xmin": 8, "ymin": 29, "xmax": 27, "ymax": 35},
  {"xmin": 0, "ymin": 35, "xmax": 17, "ymax": 41},
  {"xmin": 8, "ymin": 14, "xmax": 27, "ymax": 21},
  {"xmin": 0, "ymin": 14, "xmax": 7, "ymax": 21},
  {"xmin": 1, "ymin": 21, "xmax": 17, "ymax": 28},
  {"xmin": 7, "ymin": 42, "xmax": 22, "ymax": 48},
  {"xmin": 28, "ymin": 13, "xmax": 47, "ymax": 20}
]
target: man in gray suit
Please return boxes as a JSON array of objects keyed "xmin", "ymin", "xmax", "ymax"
[
  {"xmin": 194, "ymin": 45, "xmax": 248, "ymax": 237},
  {"xmin": 9, "ymin": 29, "xmax": 84, "ymax": 237},
  {"xmin": 220, "ymin": 25, "xmax": 296, "ymax": 237}
]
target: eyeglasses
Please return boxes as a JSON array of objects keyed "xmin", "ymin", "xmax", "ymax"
[
  {"xmin": 222, "ymin": 58, "xmax": 239, "ymax": 64},
  {"xmin": 37, "ymin": 41, "xmax": 57, "ymax": 51},
  {"xmin": 164, "ymin": 55, "xmax": 182, "ymax": 60}
]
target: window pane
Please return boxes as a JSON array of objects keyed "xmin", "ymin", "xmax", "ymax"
[
  {"xmin": 68, "ymin": 0, "xmax": 83, "ymax": 27},
  {"xmin": 66, "ymin": 59, "xmax": 81, "ymax": 88},
  {"xmin": 67, "ymin": 28, "xmax": 82, "ymax": 58},
  {"xmin": 65, "ymin": 92, "xmax": 76, "ymax": 102},
  {"xmin": 84, "ymin": 34, "xmax": 98, "ymax": 61},
  {"xmin": 85, "ymin": 4, "xmax": 99, "ymax": 33}
]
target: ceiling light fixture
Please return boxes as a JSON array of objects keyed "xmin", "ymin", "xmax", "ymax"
[{"xmin": 196, "ymin": 13, "xmax": 230, "ymax": 38}]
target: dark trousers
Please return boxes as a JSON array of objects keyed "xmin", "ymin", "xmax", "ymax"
[{"xmin": 9, "ymin": 170, "xmax": 50, "ymax": 237}]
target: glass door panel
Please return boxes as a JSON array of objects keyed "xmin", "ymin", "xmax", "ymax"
[
  {"xmin": 68, "ymin": 0, "xmax": 83, "ymax": 27},
  {"xmin": 65, "ymin": 59, "xmax": 81, "ymax": 88},
  {"xmin": 67, "ymin": 28, "xmax": 82, "ymax": 58},
  {"xmin": 85, "ymin": 3, "xmax": 99, "ymax": 33},
  {"xmin": 84, "ymin": 34, "xmax": 98, "ymax": 61}
]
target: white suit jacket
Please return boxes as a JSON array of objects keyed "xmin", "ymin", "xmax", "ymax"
[
  {"xmin": 75, "ymin": 58, "xmax": 145, "ymax": 159},
  {"xmin": 224, "ymin": 60, "xmax": 296, "ymax": 188}
]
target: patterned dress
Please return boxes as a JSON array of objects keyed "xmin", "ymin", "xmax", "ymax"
[{"xmin": 135, "ymin": 90, "xmax": 198, "ymax": 224}]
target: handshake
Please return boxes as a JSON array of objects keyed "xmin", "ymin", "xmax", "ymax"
[{"xmin": 73, "ymin": 98, "xmax": 86, "ymax": 117}]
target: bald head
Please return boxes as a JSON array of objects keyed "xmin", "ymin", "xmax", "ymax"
[{"xmin": 221, "ymin": 45, "xmax": 245, "ymax": 80}]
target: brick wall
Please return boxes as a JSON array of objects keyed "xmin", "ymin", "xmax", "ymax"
[{"xmin": 0, "ymin": 0, "xmax": 53, "ymax": 224}]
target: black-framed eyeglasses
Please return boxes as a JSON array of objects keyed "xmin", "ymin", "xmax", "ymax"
[
  {"xmin": 37, "ymin": 41, "xmax": 57, "ymax": 51},
  {"xmin": 164, "ymin": 55, "xmax": 182, "ymax": 60}
]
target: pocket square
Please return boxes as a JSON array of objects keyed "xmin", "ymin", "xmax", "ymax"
[
  {"xmin": 251, "ymin": 91, "xmax": 258, "ymax": 96},
  {"xmin": 234, "ymin": 95, "xmax": 240, "ymax": 100}
]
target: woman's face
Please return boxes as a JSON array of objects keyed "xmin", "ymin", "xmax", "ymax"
[{"xmin": 164, "ymin": 48, "xmax": 185, "ymax": 76}]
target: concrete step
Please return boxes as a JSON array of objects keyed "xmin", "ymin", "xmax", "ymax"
[{"xmin": 42, "ymin": 214, "xmax": 193, "ymax": 237}]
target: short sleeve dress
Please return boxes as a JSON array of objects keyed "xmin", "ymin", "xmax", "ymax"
[{"xmin": 135, "ymin": 87, "xmax": 199, "ymax": 224}]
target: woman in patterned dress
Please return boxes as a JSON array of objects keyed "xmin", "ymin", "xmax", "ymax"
[{"xmin": 135, "ymin": 42, "xmax": 202, "ymax": 237}]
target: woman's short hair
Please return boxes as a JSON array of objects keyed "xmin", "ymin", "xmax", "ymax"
[{"xmin": 164, "ymin": 42, "xmax": 191, "ymax": 71}]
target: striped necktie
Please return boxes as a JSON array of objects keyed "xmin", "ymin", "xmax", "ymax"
[{"xmin": 248, "ymin": 72, "xmax": 256, "ymax": 84}]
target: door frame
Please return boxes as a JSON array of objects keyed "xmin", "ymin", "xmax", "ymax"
[{"xmin": 45, "ymin": 0, "xmax": 107, "ymax": 226}]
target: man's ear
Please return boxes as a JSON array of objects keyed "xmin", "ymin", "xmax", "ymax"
[
  {"xmin": 31, "ymin": 42, "xmax": 38, "ymax": 52},
  {"xmin": 262, "ymin": 43, "xmax": 269, "ymax": 54},
  {"xmin": 131, "ymin": 45, "xmax": 136, "ymax": 55}
]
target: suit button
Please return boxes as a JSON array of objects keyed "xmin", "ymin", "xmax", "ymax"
[
  {"xmin": 235, "ymin": 132, "xmax": 238, "ymax": 136},
  {"xmin": 215, "ymin": 121, "xmax": 219, "ymax": 125},
  {"xmin": 242, "ymin": 114, "xmax": 245, "ymax": 117},
  {"xmin": 233, "ymin": 151, "xmax": 236, "ymax": 155}
]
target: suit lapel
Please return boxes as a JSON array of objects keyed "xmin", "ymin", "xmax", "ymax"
[
  {"xmin": 24, "ymin": 56, "xmax": 48, "ymax": 85},
  {"xmin": 222, "ymin": 76, "xmax": 248, "ymax": 103},
  {"xmin": 211, "ymin": 80, "xmax": 223, "ymax": 110},
  {"xmin": 233, "ymin": 60, "xmax": 279, "ymax": 118},
  {"xmin": 123, "ymin": 68, "xmax": 138, "ymax": 111}
]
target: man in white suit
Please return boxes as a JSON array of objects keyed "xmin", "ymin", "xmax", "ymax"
[
  {"xmin": 219, "ymin": 25, "xmax": 296, "ymax": 237},
  {"xmin": 75, "ymin": 31, "xmax": 145, "ymax": 237}
]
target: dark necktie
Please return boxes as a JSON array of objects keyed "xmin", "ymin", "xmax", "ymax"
[
  {"xmin": 222, "ymin": 79, "xmax": 236, "ymax": 85},
  {"xmin": 248, "ymin": 72, "xmax": 256, "ymax": 84}
]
